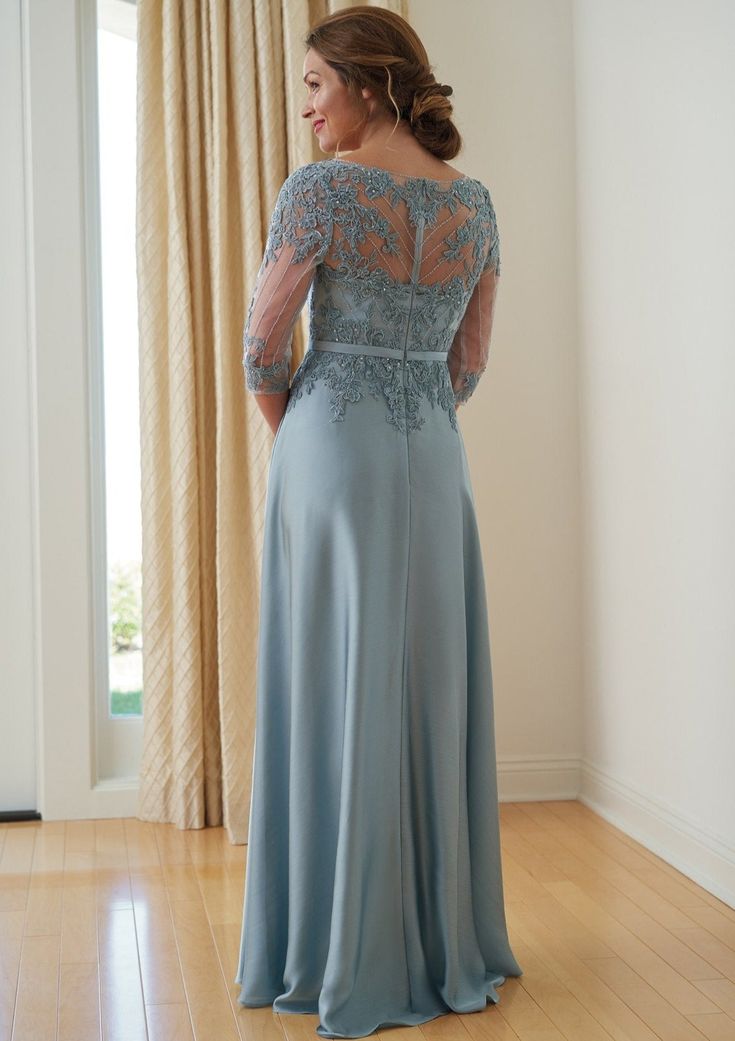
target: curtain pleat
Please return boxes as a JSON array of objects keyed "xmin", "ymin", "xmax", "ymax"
[{"xmin": 136, "ymin": 0, "xmax": 408, "ymax": 843}]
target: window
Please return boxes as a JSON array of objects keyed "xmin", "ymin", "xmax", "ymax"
[{"xmin": 95, "ymin": 0, "xmax": 143, "ymax": 780}]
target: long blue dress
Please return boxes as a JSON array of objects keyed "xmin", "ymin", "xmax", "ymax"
[{"xmin": 235, "ymin": 157, "xmax": 522, "ymax": 1038}]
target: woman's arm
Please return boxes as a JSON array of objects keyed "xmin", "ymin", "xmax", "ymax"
[{"xmin": 243, "ymin": 165, "xmax": 333, "ymax": 435}]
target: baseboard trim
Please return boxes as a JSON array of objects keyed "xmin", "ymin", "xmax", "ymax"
[
  {"xmin": 0, "ymin": 809, "xmax": 42, "ymax": 823},
  {"xmin": 579, "ymin": 759, "xmax": 735, "ymax": 910},
  {"xmin": 498, "ymin": 753, "xmax": 582, "ymax": 802},
  {"xmin": 497, "ymin": 753, "xmax": 735, "ymax": 910}
]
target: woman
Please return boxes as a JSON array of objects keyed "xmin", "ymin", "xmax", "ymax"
[{"xmin": 234, "ymin": 7, "xmax": 523, "ymax": 1038}]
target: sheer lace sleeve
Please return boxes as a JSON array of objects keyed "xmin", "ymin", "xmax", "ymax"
[
  {"xmin": 243, "ymin": 165, "xmax": 333, "ymax": 394},
  {"xmin": 446, "ymin": 194, "xmax": 500, "ymax": 407}
]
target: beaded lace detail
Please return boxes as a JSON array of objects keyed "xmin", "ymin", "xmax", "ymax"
[
  {"xmin": 286, "ymin": 351, "xmax": 459, "ymax": 433},
  {"xmin": 242, "ymin": 158, "xmax": 500, "ymax": 432}
]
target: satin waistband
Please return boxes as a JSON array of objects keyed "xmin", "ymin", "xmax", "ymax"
[{"xmin": 310, "ymin": 339, "xmax": 447, "ymax": 361}]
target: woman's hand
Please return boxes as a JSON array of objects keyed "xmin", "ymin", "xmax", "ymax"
[{"xmin": 253, "ymin": 389, "xmax": 289, "ymax": 436}]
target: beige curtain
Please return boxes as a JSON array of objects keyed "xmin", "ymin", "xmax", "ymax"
[{"xmin": 136, "ymin": 0, "xmax": 408, "ymax": 844}]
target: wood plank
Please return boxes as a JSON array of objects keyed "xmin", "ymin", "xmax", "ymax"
[
  {"xmin": 98, "ymin": 907, "xmax": 148, "ymax": 1041},
  {"xmin": 169, "ymin": 898, "xmax": 240, "ymax": 1041},
  {"xmin": 58, "ymin": 961, "xmax": 101, "ymax": 1041},
  {"xmin": 11, "ymin": 933, "xmax": 60, "ymax": 1041},
  {"xmin": 96, "ymin": 819, "xmax": 133, "ymax": 911},
  {"xmin": 0, "ymin": 910, "xmax": 24, "ymax": 1041},
  {"xmin": 0, "ymin": 827, "xmax": 34, "ymax": 913},
  {"xmin": 60, "ymin": 883, "xmax": 97, "ymax": 964},
  {"xmin": 146, "ymin": 1003, "xmax": 195, "ymax": 1041}
]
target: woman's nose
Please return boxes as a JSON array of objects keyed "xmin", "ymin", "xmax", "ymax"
[{"xmin": 302, "ymin": 102, "xmax": 313, "ymax": 118}]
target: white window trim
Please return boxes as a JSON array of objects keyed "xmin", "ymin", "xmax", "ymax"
[{"xmin": 25, "ymin": 0, "xmax": 140, "ymax": 818}]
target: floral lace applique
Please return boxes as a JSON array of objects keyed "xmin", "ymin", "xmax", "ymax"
[
  {"xmin": 453, "ymin": 371, "xmax": 481, "ymax": 405},
  {"xmin": 242, "ymin": 160, "xmax": 501, "ymax": 422},
  {"xmin": 286, "ymin": 350, "xmax": 458, "ymax": 434}
]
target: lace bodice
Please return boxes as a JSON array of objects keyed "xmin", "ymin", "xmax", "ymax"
[{"xmin": 242, "ymin": 157, "xmax": 500, "ymax": 432}]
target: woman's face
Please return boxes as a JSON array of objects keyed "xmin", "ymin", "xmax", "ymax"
[{"xmin": 301, "ymin": 47, "xmax": 370, "ymax": 153}]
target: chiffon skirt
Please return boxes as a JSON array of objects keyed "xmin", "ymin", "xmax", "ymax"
[{"xmin": 235, "ymin": 372, "xmax": 523, "ymax": 1038}]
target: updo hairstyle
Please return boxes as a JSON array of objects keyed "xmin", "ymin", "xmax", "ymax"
[{"xmin": 303, "ymin": 6, "xmax": 462, "ymax": 161}]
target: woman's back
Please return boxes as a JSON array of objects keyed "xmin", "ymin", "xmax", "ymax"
[{"xmin": 243, "ymin": 157, "xmax": 501, "ymax": 432}]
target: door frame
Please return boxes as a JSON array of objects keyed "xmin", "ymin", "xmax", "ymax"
[{"xmin": 24, "ymin": 0, "xmax": 140, "ymax": 819}]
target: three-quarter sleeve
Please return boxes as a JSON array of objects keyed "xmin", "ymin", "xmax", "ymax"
[
  {"xmin": 446, "ymin": 192, "xmax": 500, "ymax": 407},
  {"xmin": 243, "ymin": 166, "xmax": 333, "ymax": 395}
]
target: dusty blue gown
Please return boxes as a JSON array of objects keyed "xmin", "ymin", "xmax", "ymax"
[{"xmin": 235, "ymin": 157, "xmax": 522, "ymax": 1038}]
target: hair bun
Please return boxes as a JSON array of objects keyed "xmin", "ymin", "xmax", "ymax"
[{"xmin": 410, "ymin": 80, "xmax": 454, "ymax": 126}]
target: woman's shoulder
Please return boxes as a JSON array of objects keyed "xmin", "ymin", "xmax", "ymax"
[
  {"xmin": 289, "ymin": 157, "xmax": 491, "ymax": 191},
  {"xmin": 279, "ymin": 160, "xmax": 335, "ymax": 195},
  {"xmin": 279, "ymin": 158, "xmax": 496, "ymax": 215}
]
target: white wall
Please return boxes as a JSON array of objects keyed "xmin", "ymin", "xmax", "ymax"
[
  {"xmin": 573, "ymin": 0, "xmax": 735, "ymax": 898},
  {"xmin": 412, "ymin": 0, "xmax": 735, "ymax": 901},
  {"xmin": 410, "ymin": 0, "xmax": 585, "ymax": 789}
]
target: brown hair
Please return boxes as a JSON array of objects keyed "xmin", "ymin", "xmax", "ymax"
[{"xmin": 303, "ymin": 6, "xmax": 462, "ymax": 161}]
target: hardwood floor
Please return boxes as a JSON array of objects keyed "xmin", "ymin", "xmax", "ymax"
[{"xmin": 1, "ymin": 800, "xmax": 733, "ymax": 1040}]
